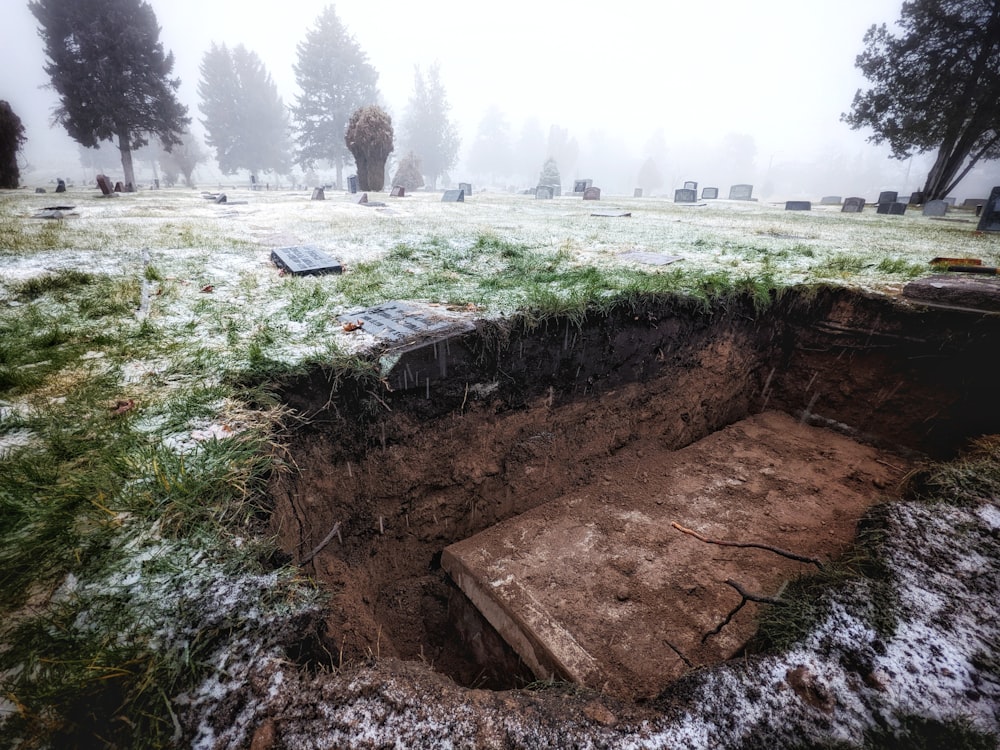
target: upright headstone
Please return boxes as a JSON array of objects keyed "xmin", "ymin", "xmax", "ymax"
[
  {"xmin": 785, "ymin": 201, "xmax": 812, "ymax": 211},
  {"xmin": 877, "ymin": 190, "xmax": 898, "ymax": 205},
  {"xmin": 820, "ymin": 195, "xmax": 841, "ymax": 205},
  {"xmin": 442, "ymin": 189, "xmax": 465, "ymax": 202},
  {"xmin": 943, "ymin": 197, "xmax": 957, "ymax": 206},
  {"xmin": 729, "ymin": 184, "xmax": 753, "ymax": 201},
  {"xmin": 701, "ymin": 187, "xmax": 718, "ymax": 199},
  {"xmin": 215, "ymin": 193, "xmax": 227, "ymax": 204},
  {"xmin": 96, "ymin": 174, "xmax": 114, "ymax": 195},
  {"xmin": 962, "ymin": 198, "xmax": 986, "ymax": 209},
  {"xmin": 683, "ymin": 180, "xmax": 698, "ymax": 191},
  {"xmin": 458, "ymin": 182, "xmax": 472, "ymax": 197},
  {"xmin": 908, "ymin": 191, "xmax": 925, "ymax": 205},
  {"xmin": 390, "ymin": 185, "xmax": 405, "ymax": 197},
  {"xmin": 976, "ymin": 186, "xmax": 1000, "ymax": 232},
  {"xmin": 55, "ymin": 179, "xmax": 66, "ymax": 193},
  {"xmin": 34, "ymin": 187, "xmax": 46, "ymax": 194},
  {"xmin": 356, "ymin": 192, "xmax": 368, "ymax": 204},
  {"xmin": 114, "ymin": 181, "xmax": 124, "ymax": 193},
  {"xmin": 573, "ymin": 179, "xmax": 592, "ymax": 193},
  {"xmin": 582, "ymin": 186, "xmax": 601, "ymax": 201},
  {"xmin": 841, "ymin": 197, "xmax": 865, "ymax": 213},
  {"xmin": 347, "ymin": 175, "xmax": 359, "ymax": 194},
  {"xmin": 250, "ymin": 175, "xmax": 258, "ymax": 191},
  {"xmin": 633, "ymin": 188, "xmax": 643, "ymax": 198},
  {"xmin": 535, "ymin": 185, "xmax": 554, "ymax": 199},
  {"xmin": 674, "ymin": 188, "xmax": 697, "ymax": 203},
  {"xmin": 311, "ymin": 187, "xmax": 325, "ymax": 201},
  {"xmin": 877, "ymin": 201, "xmax": 906, "ymax": 215},
  {"xmin": 922, "ymin": 200, "xmax": 948, "ymax": 217}
]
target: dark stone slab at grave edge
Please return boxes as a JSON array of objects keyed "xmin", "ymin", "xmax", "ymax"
[
  {"xmin": 962, "ymin": 198, "xmax": 986, "ymax": 209},
  {"xmin": 442, "ymin": 189, "xmax": 465, "ymax": 202},
  {"xmin": 683, "ymin": 181, "xmax": 697, "ymax": 191},
  {"xmin": 701, "ymin": 187, "xmax": 718, "ymax": 199},
  {"xmin": 903, "ymin": 274, "xmax": 1000, "ymax": 313},
  {"xmin": 878, "ymin": 191, "xmax": 898, "ymax": 205},
  {"xmin": 842, "ymin": 197, "xmax": 865, "ymax": 213},
  {"xmin": 976, "ymin": 186, "xmax": 1000, "ymax": 232},
  {"xmin": 55, "ymin": 179, "xmax": 66, "ymax": 193},
  {"xmin": 785, "ymin": 201, "xmax": 811, "ymax": 211},
  {"xmin": 339, "ymin": 300, "xmax": 478, "ymax": 391},
  {"xmin": 347, "ymin": 175, "xmax": 358, "ymax": 194},
  {"xmin": 674, "ymin": 188, "xmax": 697, "ymax": 203},
  {"xmin": 729, "ymin": 184, "xmax": 753, "ymax": 201},
  {"xmin": 114, "ymin": 182, "xmax": 124, "ymax": 193},
  {"xmin": 620, "ymin": 252, "xmax": 683, "ymax": 266},
  {"xmin": 591, "ymin": 211, "xmax": 630, "ymax": 218},
  {"xmin": 634, "ymin": 188, "xmax": 643, "ymax": 198},
  {"xmin": 390, "ymin": 185, "xmax": 405, "ymax": 197},
  {"xmin": 311, "ymin": 187, "xmax": 325, "ymax": 200},
  {"xmin": 583, "ymin": 187, "xmax": 601, "ymax": 200},
  {"xmin": 458, "ymin": 182, "xmax": 472, "ymax": 196},
  {"xmin": 270, "ymin": 245, "xmax": 343, "ymax": 276},
  {"xmin": 820, "ymin": 196, "xmax": 841, "ymax": 205},
  {"xmin": 96, "ymin": 174, "xmax": 113, "ymax": 195},
  {"xmin": 877, "ymin": 201, "xmax": 906, "ymax": 215},
  {"xmin": 573, "ymin": 179, "xmax": 592, "ymax": 193},
  {"xmin": 908, "ymin": 191, "xmax": 925, "ymax": 205},
  {"xmin": 922, "ymin": 200, "xmax": 948, "ymax": 217},
  {"xmin": 535, "ymin": 185, "xmax": 554, "ymax": 200}
]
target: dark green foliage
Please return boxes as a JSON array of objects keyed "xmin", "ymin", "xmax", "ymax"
[
  {"xmin": 401, "ymin": 63, "xmax": 460, "ymax": 189},
  {"xmin": 292, "ymin": 5, "xmax": 379, "ymax": 187},
  {"xmin": 843, "ymin": 0, "xmax": 1000, "ymax": 199},
  {"xmin": 0, "ymin": 100, "xmax": 27, "ymax": 189},
  {"xmin": 345, "ymin": 105, "xmax": 393, "ymax": 191},
  {"xmin": 198, "ymin": 43, "xmax": 292, "ymax": 178},
  {"xmin": 28, "ymin": 0, "xmax": 189, "ymax": 189},
  {"xmin": 391, "ymin": 150, "xmax": 424, "ymax": 191}
]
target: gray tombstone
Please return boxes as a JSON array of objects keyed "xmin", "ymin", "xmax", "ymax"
[
  {"xmin": 458, "ymin": 182, "xmax": 472, "ymax": 196},
  {"xmin": 962, "ymin": 197, "xmax": 986, "ymax": 209},
  {"xmin": 674, "ymin": 188, "xmax": 697, "ymax": 203},
  {"xmin": 701, "ymin": 187, "xmax": 718, "ymax": 199},
  {"xmin": 582, "ymin": 186, "xmax": 601, "ymax": 201},
  {"xmin": 215, "ymin": 193, "xmax": 227, "ymax": 204},
  {"xmin": 390, "ymin": 185, "xmax": 405, "ymax": 197},
  {"xmin": 877, "ymin": 201, "xmax": 906, "ymax": 215},
  {"xmin": 729, "ymin": 184, "xmax": 753, "ymax": 200},
  {"xmin": 908, "ymin": 191, "xmax": 925, "ymax": 205},
  {"xmin": 634, "ymin": 188, "xmax": 643, "ymax": 198},
  {"xmin": 976, "ymin": 186, "xmax": 1000, "ymax": 232},
  {"xmin": 922, "ymin": 200, "xmax": 948, "ymax": 217},
  {"xmin": 877, "ymin": 190, "xmax": 898, "ymax": 205},
  {"xmin": 944, "ymin": 197, "xmax": 957, "ymax": 206},
  {"xmin": 55, "ymin": 179, "xmax": 66, "ymax": 193},
  {"xmin": 573, "ymin": 179, "xmax": 592, "ymax": 193},
  {"xmin": 311, "ymin": 187, "xmax": 325, "ymax": 201},
  {"xmin": 34, "ymin": 187, "xmax": 46, "ymax": 194},
  {"xmin": 96, "ymin": 174, "xmax": 113, "ymax": 195},
  {"xmin": 820, "ymin": 195, "xmax": 841, "ymax": 205},
  {"xmin": 356, "ymin": 192, "xmax": 368, "ymax": 204},
  {"xmin": 842, "ymin": 197, "xmax": 865, "ymax": 213},
  {"xmin": 442, "ymin": 189, "xmax": 464, "ymax": 202},
  {"xmin": 785, "ymin": 201, "xmax": 812, "ymax": 211},
  {"xmin": 535, "ymin": 185, "xmax": 554, "ymax": 199},
  {"xmin": 683, "ymin": 181, "xmax": 698, "ymax": 191},
  {"xmin": 347, "ymin": 175, "xmax": 358, "ymax": 194},
  {"xmin": 271, "ymin": 245, "xmax": 343, "ymax": 276}
]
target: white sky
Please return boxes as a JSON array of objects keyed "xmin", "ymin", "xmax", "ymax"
[{"xmin": 8, "ymin": 0, "xmax": 992, "ymax": 196}]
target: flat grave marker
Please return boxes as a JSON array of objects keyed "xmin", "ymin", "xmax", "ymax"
[
  {"xmin": 590, "ymin": 210, "xmax": 630, "ymax": 218},
  {"xmin": 820, "ymin": 196, "xmax": 841, "ymax": 205},
  {"xmin": 619, "ymin": 251, "xmax": 683, "ymax": 266},
  {"xmin": 729, "ymin": 184, "xmax": 753, "ymax": 200},
  {"xmin": 785, "ymin": 200, "xmax": 811, "ymax": 211},
  {"xmin": 442, "ymin": 189, "xmax": 465, "ymax": 202},
  {"xmin": 270, "ymin": 245, "xmax": 343, "ymax": 276}
]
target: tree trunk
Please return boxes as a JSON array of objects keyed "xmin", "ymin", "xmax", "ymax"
[
  {"xmin": 335, "ymin": 160, "xmax": 343, "ymax": 190},
  {"xmin": 118, "ymin": 131, "xmax": 136, "ymax": 191}
]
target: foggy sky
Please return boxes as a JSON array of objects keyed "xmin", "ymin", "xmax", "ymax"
[{"xmin": 2, "ymin": 0, "xmax": 997, "ymax": 198}]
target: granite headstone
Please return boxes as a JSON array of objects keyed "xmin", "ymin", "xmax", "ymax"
[
  {"xmin": 674, "ymin": 188, "xmax": 697, "ymax": 203},
  {"xmin": 729, "ymin": 184, "xmax": 753, "ymax": 200},
  {"xmin": 841, "ymin": 197, "xmax": 865, "ymax": 213},
  {"xmin": 975, "ymin": 186, "xmax": 1000, "ymax": 232},
  {"xmin": 582, "ymin": 186, "xmax": 601, "ymax": 201},
  {"xmin": 922, "ymin": 200, "xmax": 948, "ymax": 217},
  {"xmin": 701, "ymin": 187, "xmax": 718, "ymax": 199},
  {"xmin": 442, "ymin": 189, "xmax": 465, "ymax": 202},
  {"xmin": 785, "ymin": 201, "xmax": 812, "ymax": 211}
]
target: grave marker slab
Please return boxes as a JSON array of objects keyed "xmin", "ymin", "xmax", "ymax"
[
  {"xmin": 356, "ymin": 192, "xmax": 368, "ymax": 204},
  {"xmin": 785, "ymin": 201, "xmax": 812, "ymax": 211},
  {"xmin": 683, "ymin": 180, "xmax": 698, "ymax": 191},
  {"xmin": 842, "ymin": 197, "xmax": 865, "ymax": 213},
  {"xmin": 729, "ymin": 184, "xmax": 753, "ymax": 200},
  {"xmin": 55, "ymin": 179, "xmax": 66, "ymax": 193},
  {"xmin": 674, "ymin": 188, "xmax": 697, "ymax": 203},
  {"xmin": 908, "ymin": 191, "xmax": 925, "ymax": 205},
  {"xmin": 390, "ymin": 185, "xmax": 405, "ymax": 197},
  {"xmin": 962, "ymin": 198, "xmax": 986, "ymax": 209},
  {"xmin": 347, "ymin": 175, "xmax": 358, "ymax": 193},
  {"xmin": 877, "ymin": 201, "xmax": 906, "ymax": 215},
  {"xmin": 701, "ymin": 187, "xmax": 718, "ymax": 199},
  {"xmin": 976, "ymin": 186, "xmax": 1000, "ymax": 232},
  {"xmin": 458, "ymin": 182, "xmax": 472, "ymax": 196},
  {"xmin": 34, "ymin": 188, "xmax": 45, "ymax": 194},
  {"xmin": 270, "ymin": 245, "xmax": 343, "ymax": 276},
  {"xmin": 311, "ymin": 187, "xmax": 325, "ymax": 201},
  {"xmin": 633, "ymin": 188, "xmax": 643, "ymax": 198},
  {"xmin": 442, "ymin": 189, "xmax": 465, "ymax": 202},
  {"xmin": 573, "ymin": 179, "xmax": 592, "ymax": 193},
  {"xmin": 820, "ymin": 195, "xmax": 841, "ymax": 205},
  {"xmin": 922, "ymin": 200, "xmax": 948, "ymax": 217},
  {"xmin": 590, "ymin": 210, "xmax": 630, "ymax": 218},
  {"xmin": 96, "ymin": 174, "xmax": 113, "ymax": 195},
  {"xmin": 944, "ymin": 197, "xmax": 957, "ymax": 206},
  {"xmin": 619, "ymin": 252, "xmax": 683, "ymax": 266},
  {"xmin": 582, "ymin": 186, "xmax": 601, "ymax": 200},
  {"xmin": 878, "ymin": 191, "xmax": 898, "ymax": 205},
  {"xmin": 535, "ymin": 185, "xmax": 554, "ymax": 199}
]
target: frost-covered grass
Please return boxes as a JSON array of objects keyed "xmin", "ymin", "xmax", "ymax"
[{"xmin": 1, "ymin": 186, "xmax": 998, "ymax": 748}]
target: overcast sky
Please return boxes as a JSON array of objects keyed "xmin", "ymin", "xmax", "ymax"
[{"xmin": 7, "ymin": 0, "xmax": 995, "ymax": 196}]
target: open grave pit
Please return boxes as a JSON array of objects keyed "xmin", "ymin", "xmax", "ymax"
[{"xmin": 267, "ymin": 286, "xmax": 1000, "ymax": 704}]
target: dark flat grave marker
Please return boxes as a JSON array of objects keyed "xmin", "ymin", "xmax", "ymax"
[
  {"xmin": 633, "ymin": 188, "xmax": 643, "ymax": 198},
  {"xmin": 820, "ymin": 195, "xmax": 841, "ymax": 205},
  {"xmin": 582, "ymin": 186, "xmax": 601, "ymax": 201},
  {"xmin": 729, "ymin": 184, "xmax": 753, "ymax": 201},
  {"xmin": 785, "ymin": 201, "xmax": 811, "ymax": 211},
  {"xmin": 591, "ymin": 210, "xmax": 630, "ymax": 217},
  {"xmin": 620, "ymin": 252, "xmax": 683, "ymax": 266},
  {"xmin": 442, "ymin": 189, "xmax": 465, "ymax": 202},
  {"xmin": 347, "ymin": 175, "xmax": 358, "ymax": 194},
  {"xmin": 922, "ymin": 200, "xmax": 948, "ymax": 217},
  {"xmin": 976, "ymin": 186, "xmax": 1000, "ymax": 232},
  {"xmin": 674, "ymin": 188, "xmax": 697, "ymax": 203},
  {"xmin": 535, "ymin": 185, "xmax": 554, "ymax": 200},
  {"xmin": 842, "ymin": 197, "xmax": 865, "ymax": 213},
  {"xmin": 573, "ymin": 179, "xmax": 592, "ymax": 193},
  {"xmin": 683, "ymin": 180, "xmax": 698, "ymax": 191},
  {"xmin": 271, "ymin": 245, "xmax": 343, "ymax": 276},
  {"xmin": 458, "ymin": 182, "xmax": 472, "ymax": 196},
  {"xmin": 701, "ymin": 187, "xmax": 718, "ymax": 199},
  {"xmin": 908, "ymin": 191, "xmax": 925, "ymax": 205},
  {"xmin": 390, "ymin": 185, "xmax": 405, "ymax": 197},
  {"xmin": 877, "ymin": 201, "xmax": 906, "ymax": 215},
  {"xmin": 878, "ymin": 191, "xmax": 898, "ymax": 205}
]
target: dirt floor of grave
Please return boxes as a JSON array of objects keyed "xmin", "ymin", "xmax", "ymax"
[{"xmin": 266, "ymin": 285, "xmax": 1000, "ymax": 701}]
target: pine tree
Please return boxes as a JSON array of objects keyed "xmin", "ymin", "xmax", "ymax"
[
  {"xmin": 843, "ymin": 0, "xmax": 1000, "ymax": 199},
  {"xmin": 391, "ymin": 151, "xmax": 424, "ymax": 191},
  {"xmin": 402, "ymin": 64, "xmax": 459, "ymax": 190},
  {"xmin": 292, "ymin": 5, "xmax": 379, "ymax": 188},
  {"xmin": 198, "ymin": 43, "xmax": 291, "ymax": 180},
  {"xmin": 538, "ymin": 158, "xmax": 561, "ymax": 189},
  {"xmin": 157, "ymin": 130, "xmax": 208, "ymax": 188},
  {"xmin": 466, "ymin": 106, "xmax": 513, "ymax": 185},
  {"xmin": 0, "ymin": 100, "xmax": 27, "ymax": 189},
  {"xmin": 345, "ymin": 105, "xmax": 393, "ymax": 191},
  {"xmin": 28, "ymin": 0, "xmax": 189, "ymax": 190}
]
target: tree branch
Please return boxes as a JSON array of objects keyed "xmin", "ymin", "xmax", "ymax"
[
  {"xmin": 671, "ymin": 522, "xmax": 824, "ymax": 569},
  {"xmin": 702, "ymin": 579, "xmax": 784, "ymax": 644}
]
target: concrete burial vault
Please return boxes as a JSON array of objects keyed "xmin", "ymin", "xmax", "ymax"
[{"xmin": 442, "ymin": 411, "xmax": 904, "ymax": 701}]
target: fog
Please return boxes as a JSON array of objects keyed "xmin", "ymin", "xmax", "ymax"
[{"xmin": 2, "ymin": 0, "xmax": 997, "ymax": 199}]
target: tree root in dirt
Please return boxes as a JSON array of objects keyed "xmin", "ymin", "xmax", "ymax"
[{"xmin": 671, "ymin": 522, "xmax": 825, "ymax": 569}]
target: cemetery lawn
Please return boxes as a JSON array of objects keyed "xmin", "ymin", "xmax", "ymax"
[{"xmin": 1, "ymin": 187, "xmax": 998, "ymax": 748}]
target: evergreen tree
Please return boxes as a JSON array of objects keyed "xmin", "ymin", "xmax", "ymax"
[
  {"xmin": 292, "ymin": 5, "xmax": 379, "ymax": 188},
  {"xmin": 157, "ymin": 130, "xmax": 208, "ymax": 188},
  {"xmin": 29, "ymin": 0, "xmax": 189, "ymax": 190},
  {"xmin": 391, "ymin": 151, "xmax": 424, "ymax": 191},
  {"xmin": 514, "ymin": 117, "xmax": 546, "ymax": 185},
  {"xmin": 198, "ymin": 43, "xmax": 291, "ymax": 180},
  {"xmin": 466, "ymin": 105, "xmax": 512, "ymax": 184},
  {"xmin": 345, "ymin": 105, "xmax": 393, "ymax": 191},
  {"xmin": 0, "ymin": 100, "xmax": 27, "ymax": 189},
  {"xmin": 538, "ymin": 158, "xmax": 561, "ymax": 189},
  {"xmin": 843, "ymin": 0, "xmax": 1000, "ymax": 199},
  {"xmin": 402, "ymin": 64, "xmax": 459, "ymax": 190},
  {"xmin": 636, "ymin": 157, "xmax": 663, "ymax": 194}
]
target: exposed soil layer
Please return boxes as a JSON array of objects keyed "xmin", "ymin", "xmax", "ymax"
[{"xmin": 268, "ymin": 287, "xmax": 1000, "ymax": 694}]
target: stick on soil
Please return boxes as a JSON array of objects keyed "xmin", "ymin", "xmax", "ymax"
[
  {"xmin": 301, "ymin": 521, "xmax": 342, "ymax": 565},
  {"xmin": 671, "ymin": 522, "xmax": 824, "ymax": 569}
]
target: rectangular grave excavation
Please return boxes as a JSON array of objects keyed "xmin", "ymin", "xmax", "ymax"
[{"xmin": 269, "ymin": 286, "xmax": 1000, "ymax": 699}]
